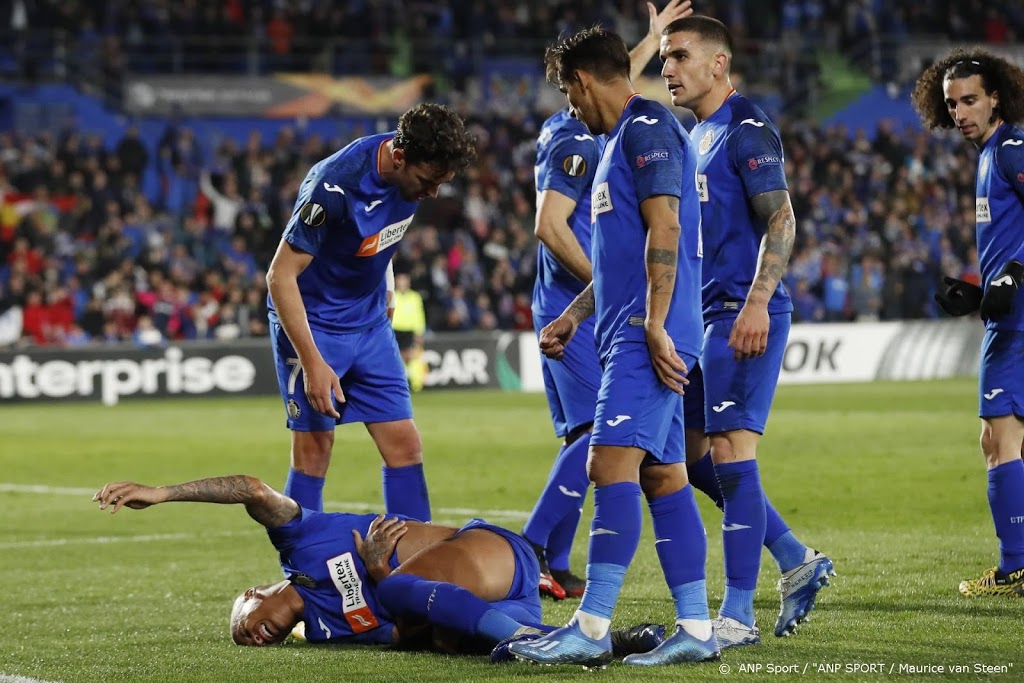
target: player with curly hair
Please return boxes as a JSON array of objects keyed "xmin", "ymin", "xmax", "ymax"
[
  {"xmin": 265, "ymin": 103, "xmax": 476, "ymax": 523},
  {"xmin": 913, "ymin": 48, "xmax": 1024, "ymax": 598}
]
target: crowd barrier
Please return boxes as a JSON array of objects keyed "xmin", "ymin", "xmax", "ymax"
[{"xmin": 0, "ymin": 320, "xmax": 984, "ymax": 405}]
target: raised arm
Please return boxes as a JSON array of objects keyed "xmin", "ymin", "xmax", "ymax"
[
  {"xmin": 93, "ymin": 475, "xmax": 301, "ymax": 528},
  {"xmin": 629, "ymin": 0, "xmax": 694, "ymax": 82}
]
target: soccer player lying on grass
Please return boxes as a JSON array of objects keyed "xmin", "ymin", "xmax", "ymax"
[{"xmin": 92, "ymin": 475, "xmax": 663, "ymax": 659}]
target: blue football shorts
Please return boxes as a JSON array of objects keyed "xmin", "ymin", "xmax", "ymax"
[
  {"xmin": 978, "ymin": 327, "xmax": 1024, "ymax": 419},
  {"xmin": 455, "ymin": 518, "xmax": 543, "ymax": 624},
  {"xmin": 534, "ymin": 313, "xmax": 601, "ymax": 438},
  {"xmin": 700, "ymin": 312, "xmax": 791, "ymax": 435},
  {"xmin": 590, "ymin": 340, "xmax": 695, "ymax": 464},
  {"xmin": 270, "ymin": 319, "xmax": 413, "ymax": 431}
]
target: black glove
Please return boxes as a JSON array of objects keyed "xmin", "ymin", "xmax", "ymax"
[
  {"xmin": 935, "ymin": 276, "xmax": 983, "ymax": 316},
  {"xmin": 980, "ymin": 260, "xmax": 1024, "ymax": 320}
]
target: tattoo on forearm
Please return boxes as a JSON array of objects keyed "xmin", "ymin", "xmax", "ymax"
[
  {"xmin": 567, "ymin": 284, "xmax": 595, "ymax": 323},
  {"xmin": 650, "ymin": 271, "xmax": 675, "ymax": 295},
  {"xmin": 749, "ymin": 191, "xmax": 796, "ymax": 299},
  {"xmin": 646, "ymin": 248, "xmax": 677, "ymax": 267},
  {"xmin": 166, "ymin": 476, "xmax": 253, "ymax": 504},
  {"xmin": 165, "ymin": 475, "xmax": 299, "ymax": 528}
]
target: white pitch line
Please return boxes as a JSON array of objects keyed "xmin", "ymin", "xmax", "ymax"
[
  {"xmin": 0, "ymin": 530, "xmax": 251, "ymax": 550},
  {"xmin": 1, "ymin": 674, "xmax": 62, "ymax": 683},
  {"xmin": 0, "ymin": 483, "xmax": 531, "ymax": 521}
]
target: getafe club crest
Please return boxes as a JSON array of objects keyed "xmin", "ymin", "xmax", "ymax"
[
  {"xmin": 699, "ymin": 130, "xmax": 714, "ymax": 155},
  {"xmin": 979, "ymin": 154, "xmax": 990, "ymax": 178},
  {"xmin": 287, "ymin": 399, "xmax": 301, "ymax": 419}
]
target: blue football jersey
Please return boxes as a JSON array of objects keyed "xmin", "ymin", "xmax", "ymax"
[
  {"xmin": 532, "ymin": 110, "xmax": 603, "ymax": 318},
  {"xmin": 268, "ymin": 133, "xmax": 419, "ymax": 333},
  {"xmin": 976, "ymin": 122, "xmax": 1024, "ymax": 332},
  {"xmin": 268, "ymin": 509, "xmax": 403, "ymax": 644},
  {"xmin": 590, "ymin": 96, "xmax": 703, "ymax": 361},
  {"xmin": 690, "ymin": 94, "xmax": 793, "ymax": 321}
]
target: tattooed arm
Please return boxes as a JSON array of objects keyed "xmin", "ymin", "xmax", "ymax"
[
  {"xmin": 728, "ymin": 189, "xmax": 796, "ymax": 360},
  {"xmin": 747, "ymin": 190, "xmax": 797, "ymax": 306},
  {"xmin": 539, "ymin": 284, "xmax": 595, "ymax": 360},
  {"xmin": 93, "ymin": 475, "xmax": 301, "ymax": 529},
  {"xmin": 640, "ymin": 194, "xmax": 689, "ymax": 394}
]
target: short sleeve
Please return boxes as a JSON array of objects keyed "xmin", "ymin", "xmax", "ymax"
[
  {"xmin": 266, "ymin": 506, "xmax": 320, "ymax": 552},
  {"xmin": 728, "ymin": 120, "xmax": 788, "ymax": 199},
  {"xmin": 282, "ymin": 169, "xmax": 349, "ymax": 257},
  {"xmin": 622, "ymin": 114, "xmax": 686, "ymax": 202},
  {"xmin": 995, "ymin": 135, "xmax": 1024, "ymax": 201},
  {"xmin": 538, "ymin": 131, "xmax": 600, "ymax": 202}
]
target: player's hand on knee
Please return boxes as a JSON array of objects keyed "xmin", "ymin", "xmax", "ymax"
[
  {"xmin": 935, "ymin": 276, "xmax": 983, "ymax": 316},
  {"xmin": 302, "ymin": 358, "xmax": 344, "ymax": 418},
  {"xmin": 979, "ymin": 261, "xmax": 1024, "ymax": 320},
  {"xmin": 729, "ymin": 304, "xmax": 769, "ymax": 360},
  {"xmin": 93, "ymin": 481, "xmax": 167, "ymax": 513},
  {"xmin": 645, "ymin": 325, "xmax": 689, "ymax": 395},
  {"xmin": 353, "ymin": 514, "xmax": 407, "ymax": 581}
]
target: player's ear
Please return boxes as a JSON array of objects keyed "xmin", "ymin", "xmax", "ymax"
[
  {"xmin": 713, "ymin": 51, "xmax": 728, "ymax": 77},
  {"xmin": 573, "ymin": 70, "xmax": 588, "ymax": 92}
]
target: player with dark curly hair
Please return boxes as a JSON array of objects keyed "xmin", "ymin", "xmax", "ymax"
[
  {"xmin": 913, "ymin": 49, "xmax": 1024, "ymax": 598},
  {"xmin": 265, "ymin": 103, "xmax": 475, "ymax": 525}
]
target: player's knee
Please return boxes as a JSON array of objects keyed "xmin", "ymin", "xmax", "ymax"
[
  {"xmin": 979, "ymin": 426, "xmax": 995, "ymax": 461},
  {"xmin": 587, "ymin": 447, "xmax": 640, "ymax": 486},
  {"xmin": 709, "ymin": 430, "xmax": 757, "ymax": 463},
  {"xmin": 291, "ymin": 431, "xmax": 334, "ymax": 474},
  {"xmin": 639, "ymin": 463, "xmax": 685, "ymax": 499},
  {"xmin": 684, "ymin": 428, "xmax": 709, "ymax": 463},
  {"xmin": 381, "ymin": 436, "xmax": 423, "ymax": 468}
]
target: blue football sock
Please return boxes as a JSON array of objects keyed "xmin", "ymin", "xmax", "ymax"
[
  {"xmin": 523, "ymin": 433, "xmax": 591, "ymax": 562},
  {"xmin": 691, "ymin": 451, "xmax": 805, "ymax": 570},
  {"xmin": 382, "ymin": 463, "xmax": 431, "ymax": 522},
  {"xmin": 376, "ymin": 573, "xmax": 522, "ymax": 642},
  {"xmin": 579, "ymin": 482, "xmax": 642, "ymax": 619},
  {"xmin": 715, "ymin": 460, "xmax": 766, "ymax": 627},
  {"xmin": 284, "ymin": 468, "xmax": 325, "ymax": 512},
  {"xmin": 672, "ymin": 580, "xmax": 711, "ymax": 621},
  {"xmin": 547, "ymin": 506, "xmax": 584, "ymax": 572},
  {"xmin": 988, "ymin": 459, "xmax": 1024, "ymax": 573},
  {"xmin": 686, "ymin": 452, "xmax": 723, "ymax": 509},
  {"xmin": 768, "ymin": 531, "xmax": 808, "ymax": 573},
  {"xmin": 649, "ymin": 485, "xmax": 709, "ymax": 621}
]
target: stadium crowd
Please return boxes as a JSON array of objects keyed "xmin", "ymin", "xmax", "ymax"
[
  {"xmin": 0, "ymin": 109, "xmax": 983, "ymax": 348},
  {"xmin": 0, "ymin": 0, "xmax": 1021, "ymax": 348}
]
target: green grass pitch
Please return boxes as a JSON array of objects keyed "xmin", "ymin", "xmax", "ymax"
[{"xmin": 1, "ymin": 380, "xmax": 1021, "ymax": 682}]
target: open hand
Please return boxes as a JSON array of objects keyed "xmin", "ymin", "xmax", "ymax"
[
  {"xmin": 645, "ymin": 324, "xmax": 689, "ymax": 395},
  {"xmin": 93, "ymin": 481, "xmax": 166, "ymax": 513},
  {"xmin": 352, "ymin": 514, "xmax": 407, "ymax": 581},
  {"xmin": 647, "ymin": 0, "xmax": 694, "ymax": 39},
  {"xmin": 302, "ymin": 357, "xmax": 345, "ymax": 418}
]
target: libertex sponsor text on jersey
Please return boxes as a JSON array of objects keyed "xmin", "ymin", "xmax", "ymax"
[{"xmin": 356, "ymin": 216, "xmax": 414, "ymax": 257}]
